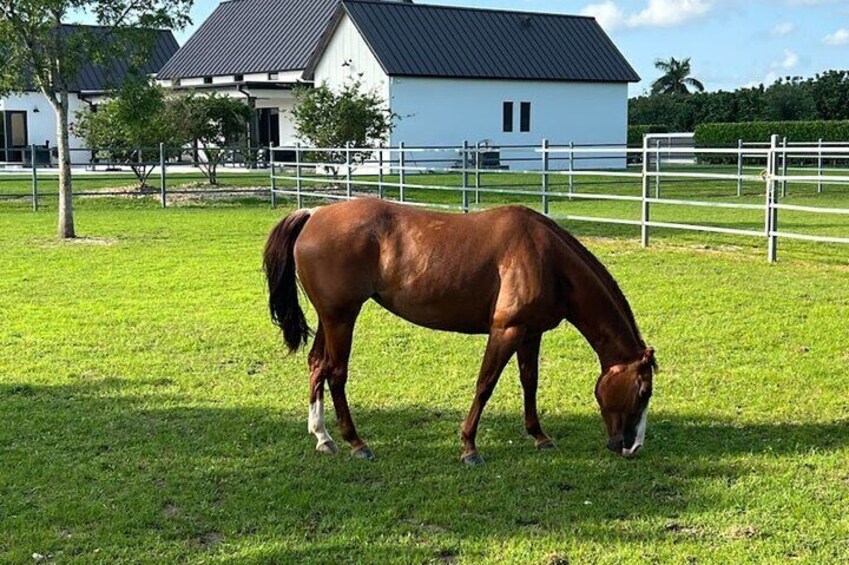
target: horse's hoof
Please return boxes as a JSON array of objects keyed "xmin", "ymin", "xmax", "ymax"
[
  {"xmin": 461, "ymin": 453, "xmax": 485, "ymax": 466},
  {"xmin": 351, "ymin": 446, "xmax": 375, "ymax": 461},
  {"xmin": 536, "ymin": 438, "xmax": 556, "ymax": 451},
  {"xmin": 316, "ymin": 440, "xmax": 339, "ymax": 455}
]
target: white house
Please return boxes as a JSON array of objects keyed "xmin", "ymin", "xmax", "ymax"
[
  {"xmin": 0, "ymin": 25, "xmax": 178, "ymax": 166},
  {"xmin": 306, "ymin": 1, "xmax": 639, "ymax": 168},
  {"xmin": 157, "ymin": 0, "xmax": 638, "ymax": 167},
  {"xmin": 156, "ymin": 0, "xmax": 408, "ymax": 151}
]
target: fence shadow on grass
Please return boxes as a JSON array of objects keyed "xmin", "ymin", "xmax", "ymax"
[{"xmin": 2, "ymin": 379, "xmax": 847, "ymax": 563}]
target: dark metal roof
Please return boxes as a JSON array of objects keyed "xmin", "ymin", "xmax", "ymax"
[
  {"xmin": 156, "ymin": 0, "xmax": 341, "ymax": 79},
  {"xmin": 320, "ymin": 0, "xmax": 639, "ymax": 83},
  {"xmin": 63, "ymin": 25, "xmax": 179, "ymax": 92}
]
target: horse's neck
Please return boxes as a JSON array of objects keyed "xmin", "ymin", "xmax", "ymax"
[{"xmin": 558, "ymin": 258, "xmax": 644, "ymax": 371}]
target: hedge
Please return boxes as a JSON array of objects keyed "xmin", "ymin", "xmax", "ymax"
[
  {"xmin": 628, "ymin": 124, "xmax": 670, "ymax": 147},
  {"xmin": 695, "ymin": 120, "xmax": 849, "ymax": 146}
]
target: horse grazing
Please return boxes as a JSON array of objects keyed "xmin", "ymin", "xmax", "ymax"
[{"xmin": 264, "ymin": 199, "xmax": 656, "ymax": 465}]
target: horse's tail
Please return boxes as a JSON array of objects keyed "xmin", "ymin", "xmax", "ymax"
[{"xmin": 263, "ymin": 209, "xmax": 313, "ymax": 353}]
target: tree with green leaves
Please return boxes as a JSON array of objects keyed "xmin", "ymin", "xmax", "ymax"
[
  {"xmin": 0, "ymin": 0, "xmax": 193, "ymax": 238},
  {"xmin": 170, "ymin": 92, "xmax": 253, "ymax": 185},
  {"xmin": 73, "ymin": 76, "xmax": 184, "ymax": 189},
  {"xmin": 290, "ymin": 80, "xmax": 396, "ymax": 177},
  {"xmin": 651, "ymin": 57, "xmax": 705, "ymax": 96}
]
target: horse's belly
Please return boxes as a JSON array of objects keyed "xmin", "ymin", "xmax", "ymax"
[{"xmin": 371, "ymin": 291, "xmax": 492, "ymax": 334}]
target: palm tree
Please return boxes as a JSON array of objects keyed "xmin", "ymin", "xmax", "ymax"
[{"xmin": 651, "ymin": 57, "xmax": 705, "ymax": 95}]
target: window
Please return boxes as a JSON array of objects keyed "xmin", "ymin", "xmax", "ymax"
[
  {"xmin": 502, "ymin": 101, "xmax": 514, "ymax": 132},
  {"xmin": 234, "ymin": 74, "xmax": 244, "ymax": 82},
  {"xmin": 203, "ymin": 76, "xmax": 212, "ymax": 84},
  {"xmin": 268, "ymin": 72, "xmax": 279, "ymax": 81},
  {"xmin": 520, "ymin": 102, "xmax": 531, "ymax": 133}
]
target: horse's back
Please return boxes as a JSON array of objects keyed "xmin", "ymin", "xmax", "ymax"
[{"xmin": 295, "ymin": 199, "xmax": 562, "ymax": 332}]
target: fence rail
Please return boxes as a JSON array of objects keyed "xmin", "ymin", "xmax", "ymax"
[
  {"xmin": 268, "ymin": 135, "xmax": 848, "ymax": 263},
  {"xmin": 3, "ymin": 136, "xmax": 847, "ymax": 263}
]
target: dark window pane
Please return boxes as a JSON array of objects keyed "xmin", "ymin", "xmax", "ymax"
[
  {"xmin": 503, "ymin": 101, "xmax": 514, "ymax": 132},
  {"xmin": 520, "ymin": 102, "xmax": 531, "ymax": 133}
]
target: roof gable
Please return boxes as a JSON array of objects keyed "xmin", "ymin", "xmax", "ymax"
[
  {"xmin": 329, "ymin": 0, "xmax": 639, "ymax": 83},
  {"xmin": 156, "ymin": 0, "xmax": 340, "ymax": 80}
]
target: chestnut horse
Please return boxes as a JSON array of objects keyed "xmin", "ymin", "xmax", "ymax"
[{"xmin": 264, "ymin": 199, "xmax": 656, "ymax": 465}]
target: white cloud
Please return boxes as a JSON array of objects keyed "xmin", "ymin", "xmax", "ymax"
[
  {"xmin": 779, "ymin": 49, "xmax": 800, "ymax": 69},
  {"xmin": 824, "ymin": 28, "xmax": 849, "ymax": 45},
  {"xmin": 629, "ymin": 0, "xmax": 713, "ymax": 28},
  {"xmin": 580, "ymin": 1, "xmax": 627, "ymax": 31},
  {"xmin": 770, "ymin": 22, "xmax": 796, "ymax": 36},
  {"xmin": 581, "ymin": 0, "xmax": 713, "ymax": 32}
]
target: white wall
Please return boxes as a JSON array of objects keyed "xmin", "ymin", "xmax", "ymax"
[
  {"xmin": 389, "ymin": 78, "xmax": 629, "ymax": 170},
  {"xmin": 0, "ymin": 92, "xmax": 90, "ymax": 164},
  {"xmin": 313, "ymin": 14, "xmax": 389, "ymax": 100}
]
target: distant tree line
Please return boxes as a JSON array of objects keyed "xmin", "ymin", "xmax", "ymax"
[{"xmin": 630, "ymin": 70, "xmax": 849, "ymax": 131}]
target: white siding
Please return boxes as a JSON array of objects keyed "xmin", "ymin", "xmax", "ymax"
[
  {"xmin": 313, "ymin": 14, "xmax": 389, "ymax": 100},
  {"xmin": 389, "ymin": 78, "xmax": 628, "ymax": 169},
  {"xmin": 1, "ymin": 92, "xmax": 89, "ymax": 164}
]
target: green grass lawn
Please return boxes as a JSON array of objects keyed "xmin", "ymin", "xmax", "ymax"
[{"xmin": 1, "ymin": 197, "xmax": 848, "ymax": 564}]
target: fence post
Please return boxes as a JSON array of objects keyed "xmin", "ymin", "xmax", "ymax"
[
  {"xmin": 541, "ymin": 139, "xmax": 550, "ymax": 215},
  {"xmin": 817, "ymin": 138, "xmax": 823, "ymax": 194},
  {"xmin": 378, "ymin": 147, "xmax": 384, "ymax": 199},
  {"xmin": 31, "ymin": 144, "xmax": 38, "ymax": 212},
  {"xmin": 295, "ymin": 143, "xmax": 303, "ymax": 209},
  {"xmin": 781, "ymin": 136, "xmax": 788, "ymax": 197},
  {"xmin": 737, "ymin": 139, "xmax": 743, "ymax": 197},
  {"xmin": 641, "ymin": 135, "xmax": 650, "ymax": 248},
  {"xmin": 159, "ymin": 142, "xmax": 167, "ymax": 208},
  {"xmin": 474, "ymin": 141, "xmax": 481, "ymax": 204},
  {"xmin": 137, "ymin": 147, "xmax": 143, "ymax": 190},
  {"xmin": 655, "ymin": 138, "xmax": 662, "ymax": 198},
  {"xmin": 399, "ymin": 141, "xmax": 406, "ymax": 203},
  {"xmin": 462, "ymin": 139, "xmax": 470, "ymax": 212},
  {"xmin": 345, "ymin": 142, "xmax": 353, "ymax": 199},
  {"xmin": 269, "ymin": 145, "xmax": 277, "ymax": 209},
  {"xmin": 767, "ymin": 134, "xmax": 779, "ymax": 263},
  {"xmin": 568, "ymin": 141, "xmax": 575, "ymax": 198}
]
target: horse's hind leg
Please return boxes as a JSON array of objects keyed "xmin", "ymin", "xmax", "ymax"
[
  {"xmin": 321, "ymin": 311, "xmax": 374, "ymax": 461},
  {"xmin": 308, "ymin": 323, "xmax": 338, "ymax": 454},
  {"xmin": 517, "ymin": 333, "xmax": 554, "ymax": 450}
]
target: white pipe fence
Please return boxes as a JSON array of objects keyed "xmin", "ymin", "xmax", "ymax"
[{"xmin": 268, "ymin": 135, "xmax": 849, "ymax": 263}]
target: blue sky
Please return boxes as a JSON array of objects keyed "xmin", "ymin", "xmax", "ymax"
[{"xmin": 176, "ymin": 0, "xmax": 849, "ymax": 97}]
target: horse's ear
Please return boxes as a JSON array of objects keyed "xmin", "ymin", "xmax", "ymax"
[{"xmin": 641, "ymin": 347, "xmax": 657, "ymax": 370}]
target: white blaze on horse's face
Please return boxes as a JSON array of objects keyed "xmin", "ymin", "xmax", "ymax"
[{"xmin": 622, "ymin": 407, "xmax": 648, "ymax": 459}]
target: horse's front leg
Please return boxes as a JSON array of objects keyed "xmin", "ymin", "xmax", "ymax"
[
  {"xmin": 517, "ymin": 333, "xmax": 554, "ymax": 450},
  {"xmin": 460, "ymin": 326, "xmax": 525, "ymax": 465}
]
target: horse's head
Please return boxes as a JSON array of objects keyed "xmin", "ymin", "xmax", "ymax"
[{"xmin": 595, "ymin": 347, "xmax": 656, "ymax": 458}]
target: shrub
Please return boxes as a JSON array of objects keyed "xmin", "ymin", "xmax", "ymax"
[{"xmin": 695, "ymin": 120, "xmax": 849, "ymax": 146}]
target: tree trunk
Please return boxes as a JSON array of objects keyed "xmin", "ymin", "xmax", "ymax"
[{"xmin": 53, "ymin": 91, "xmax": 75, "ymax": 238}]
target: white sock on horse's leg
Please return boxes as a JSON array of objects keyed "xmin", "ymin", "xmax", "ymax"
[{"xmin": 308, "ymin": 400, "xmax": 335, "ymax": 452}]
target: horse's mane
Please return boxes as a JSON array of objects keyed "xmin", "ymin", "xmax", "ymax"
[{"xmin": 538, "ymin": 214, "xmax": 645, "ymax": 348}]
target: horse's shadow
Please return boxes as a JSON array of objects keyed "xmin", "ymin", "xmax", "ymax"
[{"xmin": 2, "ymin": 379, "xmax": 847, "ymax": 563}]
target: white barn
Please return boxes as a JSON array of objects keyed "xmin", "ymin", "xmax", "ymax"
[
  {"xmin": 306, "ymin": 0, "xmax": 639, "ymax": 167},
  {"xmin": 157, "ymin": 0, "xmax": 638, "ymax": 164}
]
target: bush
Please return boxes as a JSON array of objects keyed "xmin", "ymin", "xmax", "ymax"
[
  {"xmin": 628, "ymin": 124, "xmax": 670, "ymax": 147},
  {"xmin": 695, "ymin": 120, "xmax": 849, "ymax": 146},
  {"xmin": 694, "ymin": 120, "xmax": 849, "ymax": 164}
]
